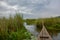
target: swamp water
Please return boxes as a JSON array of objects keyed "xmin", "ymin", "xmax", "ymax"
[{"xmin": 24, "ymin": 22, "xmax": 60, "ymax": 40}]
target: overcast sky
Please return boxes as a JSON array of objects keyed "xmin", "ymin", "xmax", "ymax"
[{"xmin": 0, "ymin": 0, "xmax": 60, "ymax": 19}]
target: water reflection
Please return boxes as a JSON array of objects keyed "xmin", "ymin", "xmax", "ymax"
[
  {"xmin": 24, "ymin": 22, "xmax": 60, "ymax": 40},
  {"xmin": 52, "ymin": 33, "xmax": 60, "ymax": 40},
  {"xmin": 24, "ymin": 22, "xmax": 39, "ymax": 37}
]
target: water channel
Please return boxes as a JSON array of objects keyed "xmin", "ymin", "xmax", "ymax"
[{"xmin": 24, "ymin": 22, "xmax": 60, "ymax": 40}]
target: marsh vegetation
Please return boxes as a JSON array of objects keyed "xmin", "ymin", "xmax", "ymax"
[{"xmin": 0, "ymin": 13, "xmax": 60, "ymax": 40}]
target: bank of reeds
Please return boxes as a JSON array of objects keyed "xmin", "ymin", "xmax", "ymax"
[
  {"xmin": 36, "ymin": 17, "xmax": 60, "ymax": 32},
  {"xmin": 0, "ymin": 13, "xmax": 31, "ymax": 40}
]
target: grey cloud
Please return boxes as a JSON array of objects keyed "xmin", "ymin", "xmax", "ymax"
[{"xmin": 0, "ymin": 0, "xmax": 60, "ymax": 19}]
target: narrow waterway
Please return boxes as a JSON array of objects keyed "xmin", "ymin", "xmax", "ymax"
[
  {"xmin": 24, "ymin": 22, "xmax": 60, "ymax": 40},
  {"xmin": 24, "ymin": 22, "xmax": 39, "ymax": 37}
]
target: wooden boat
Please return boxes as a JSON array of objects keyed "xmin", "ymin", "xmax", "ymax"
[{"xmin": 37, "ymin": 24, "xmax": 52, "ymax": 40}]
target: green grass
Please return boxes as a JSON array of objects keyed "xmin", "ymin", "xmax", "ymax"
[
  {"xmin": 0, "ymin": 13, "xmax": 31, "ymax": 40},
  {"xmin": 26, "ymin": 17, "xmax": 60, "ymax": 31}
]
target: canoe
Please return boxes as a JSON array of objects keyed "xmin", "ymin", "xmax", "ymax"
[{"xmin": 37, "ymin": 25, "xmax": 52, "ymax": 40}]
